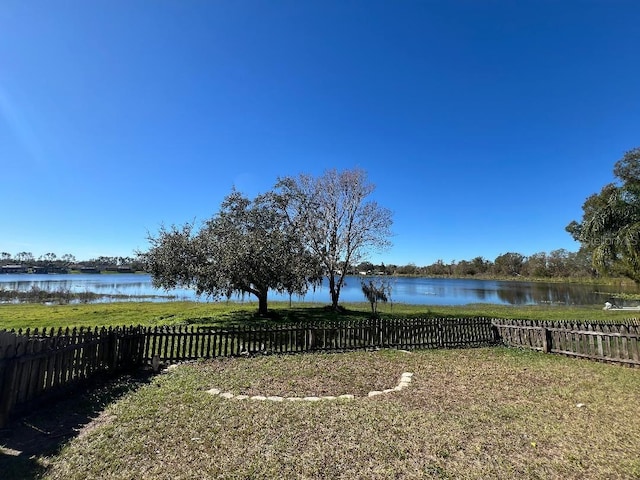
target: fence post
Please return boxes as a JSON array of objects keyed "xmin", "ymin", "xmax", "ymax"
[
  {"xmin": 542, "ymin": 327, "xmax": 552, "ymax": 353},
  {"xmin": 437, "ymin": 318, "xmax": 444, "ymax": 348},
  {"xmin": 307, "ymin": 327, "xmax": 315, "ymax": 351},
  {"xmin": 597, "ymin": 334, "xmax": 604, "ymax": 357},
  {"xmin": 491, "ymin": 320, "xmax": 501, "ymax": 344}
]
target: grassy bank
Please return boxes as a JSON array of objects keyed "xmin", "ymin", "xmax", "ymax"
[
  {"xmin": 2, "ymin": 300, "xmax": 640, "ymax": 331},
  {"xmin": 9, "ymin": 347, "xmax": 637, "ymax": 479}
]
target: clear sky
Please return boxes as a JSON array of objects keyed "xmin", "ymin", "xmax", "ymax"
[{"xmin": 1, "ymin": 1, "xmax": 639, "ymax": 266}]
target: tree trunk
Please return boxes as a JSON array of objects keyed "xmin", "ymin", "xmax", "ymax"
[
  {"xmin": 329, "ymin": 275, "xmax": 340, "ymax": 310},
  {"xmin": 257, "ymin": 292, "xmax": 269, "ymax": 316}
]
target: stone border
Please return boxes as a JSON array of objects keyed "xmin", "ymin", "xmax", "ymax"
[{"xmin": 206, "ymin": 372, "xmax": 414, "ymax": 402}]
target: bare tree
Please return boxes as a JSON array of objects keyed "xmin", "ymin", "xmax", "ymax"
[
  {"xmin": 61, "ymin": 254, "xmax": 76, "ymax": 266},
  {"xmin": 43, "ymin": 252, "xmax": 57, "ymax": 263},
  {"xmin": 15, "ymin": 252, "xmax": 34, "ymax": 264},
  {"xmin": 275, "ymin": 168, "xmax": 393, "ymax": 310}
]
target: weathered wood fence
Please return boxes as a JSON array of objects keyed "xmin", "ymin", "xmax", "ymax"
[
  {"xmin": 493, "ymin": 319, "xmax": 640, "ymax": 367},
  {"xmin": 3, "ymin": 317, "xmax": 640, "ymax": 428},
  {"xmin": 0, "ymin": 318, "xmax": 496, "ymax": 426},
  {"xmin": 144, "ymin": 317, "xmax": 497, "ymax": 362},
  {"xmin": 0, "ymin": 326, "xmax": 146, "ymax": 428}
]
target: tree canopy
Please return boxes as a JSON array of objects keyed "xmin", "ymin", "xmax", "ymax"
[
  {"xmin": 275, "ymin": 168, "xmax": 393, "ymax": 310},
  {"xmin": 141, "ymin": 190, "xmax": 322, "ymax": 316},
  {"xmin": 567, "ymin": 147, "xmax": 640, "ymax": 281}
]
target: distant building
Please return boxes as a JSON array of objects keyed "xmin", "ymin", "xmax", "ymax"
[
  {"xmin": 79, "ymin": 266, "xmax": 101, "ymax": 274},
  {"xmin": 104, "ymin": 265, "xmax": 134, "ymax": 273},
  {"xmin": 1, "ymin": 264, "xmax": 28, "ymax": 274},
  {"xmin": 49, "ymin": 266, "xmax": 69, "ymax": 274}
]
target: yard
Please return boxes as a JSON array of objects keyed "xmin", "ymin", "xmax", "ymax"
[{"xmin": 3, "ymin": 347, "xmax": 639, "ymax": 479}]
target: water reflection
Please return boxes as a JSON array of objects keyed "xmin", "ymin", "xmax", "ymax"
[
  {"xmin": 0, "ymin": 274, "xmax": 639, "ymax": 306},
  {"xmin": 496, "ymin": 287, "xmax": 529, "ymax": 305}
]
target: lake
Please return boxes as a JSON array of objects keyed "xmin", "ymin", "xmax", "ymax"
[{"xmin": 0, "ymin": 273, "xmax": 638, "ymax": 306}]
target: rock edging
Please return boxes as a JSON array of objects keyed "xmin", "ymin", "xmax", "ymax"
[{"xmin": 206, "ymin": 372, "xmax": 414, "ymax": 402}]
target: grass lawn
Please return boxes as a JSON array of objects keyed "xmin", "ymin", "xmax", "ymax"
[
  {"xmin": 2, "ymin": 300, "xmax": 640, "ymax": 330},
  {"xmin": 4, "ymin": 347, "xmax": 639, "ymax": 479}
]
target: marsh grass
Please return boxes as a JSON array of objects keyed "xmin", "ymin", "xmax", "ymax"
[
  {"xmin": 30, "ymin": 348, "xmax": 640, "ymax": 480},
  {"xmin": 0, "ymin": 287, "xmax": 101, "ymax": 305}
]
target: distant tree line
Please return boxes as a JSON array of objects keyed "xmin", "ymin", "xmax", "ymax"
[
  {"xmin": 2, "ymin": 248, "xmax": 597, "ymax": 280},
  {"xmin": 0, "ymin": 252, "xmax": 145, "ymax": 273},
  {"xmin": 352, "ymin": 248, "xmax": 596, "ymax": 279}
]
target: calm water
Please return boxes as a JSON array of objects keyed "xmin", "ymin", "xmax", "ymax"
[{"xmin": 1, "ymin": 273, "xmax": 638, "ymax": 306}]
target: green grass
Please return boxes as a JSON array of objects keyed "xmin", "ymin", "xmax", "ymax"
[
  {"xmin": 1, "ymin": 300, "xmax": 640, "ymax": 331},
  {"xmin": 22, "ymin": 348, "xmax": 640, "ymax": 479}
]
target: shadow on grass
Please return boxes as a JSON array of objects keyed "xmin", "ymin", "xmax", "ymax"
[
  {"xmin": 0, "ymin": 370, "xmax": 153, "ymax": 480},
  {"xmin": 184, "ymin": 305, "xmax": 376, "ymax": 327}
]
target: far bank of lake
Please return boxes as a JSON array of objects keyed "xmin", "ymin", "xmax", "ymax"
[{"xmin": 1, "ymin": 273, "xmax": 638, "ymax": 307}]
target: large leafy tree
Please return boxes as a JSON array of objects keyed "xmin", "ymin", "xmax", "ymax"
[
  {"xmin": 567, "ymin": 147, "xmax": 640, "ymax": 281},
  {"xmin": 493, "ymin": 252, "xmax": 525, "ymax": 276},
  {"xmin": 141, "ymin": 190, "xmax": 322, "ymax": 316},
  {"xmin": 274, "ymin": 168, "xmax": 393, "ymax": 310}
]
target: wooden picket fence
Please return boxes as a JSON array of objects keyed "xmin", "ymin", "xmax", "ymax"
[
  {"xmin": 492, "ymin": 319, "xmax": 640, "ymax": 367},
  {"xmin": 143, "ymin": 317, "xmax": 497, "ymax": 362},
  {"xmin": 3, "ymin": 317, "xmax": 640, "ymax": 428},
  {"xmin": 0, "ymin": 318, "xmax": 496, "ymax": 427},
  {"xmin": 0, "ymin": 326, "xmax": 146, "ymax": 428}
]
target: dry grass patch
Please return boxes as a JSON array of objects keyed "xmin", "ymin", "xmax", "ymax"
[
  {"xmin": 40, "ymin": 348, "xmax": 640, "ymax": 480},
  {"xmin": 191, "ymin": 351, "xmax": 407, "ymax": 397}
]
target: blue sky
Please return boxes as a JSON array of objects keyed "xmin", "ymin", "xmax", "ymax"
[{"xmin": 1, "ymin": 1, "xmax": 639, "ymax": 266}]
